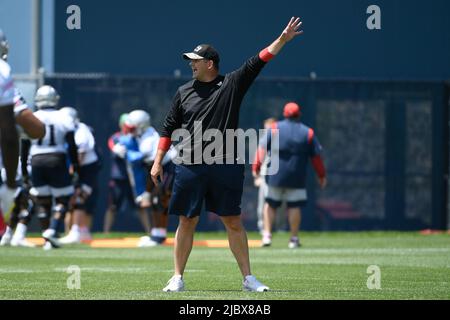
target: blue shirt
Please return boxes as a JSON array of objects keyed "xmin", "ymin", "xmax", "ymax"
[{"xmin": 266, "ymin": 119, "xmax": 322, "ymax": 189}]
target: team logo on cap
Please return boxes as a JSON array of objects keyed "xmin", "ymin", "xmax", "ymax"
[{"xmin": 194, "ymin": 46, "xmax": 202, "ymax": 52}]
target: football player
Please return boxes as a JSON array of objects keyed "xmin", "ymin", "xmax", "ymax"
[
  {"xmin": 126, "ymin": 110, "xmax": 176, "ymax": 247},
  {"xmin": 0, "ymin": 29, "xmax": 44, "ymax": 235},
  {"xmin": 59, "ymin": 107, "xmax": 100, "ymax": 244},
  {"xmin": 30, "ymin": 85, "xmax": 80, "ymax": 250}
]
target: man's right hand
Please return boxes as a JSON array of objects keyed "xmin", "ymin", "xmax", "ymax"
[
  {"xmin": 279, "ymin": 17, "xmax": 303, "ymax": 43},
  {"xmin": 150, "ymin": 162, "xmax": 164, "ymax": 186}
]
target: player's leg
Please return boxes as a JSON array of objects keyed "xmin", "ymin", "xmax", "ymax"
[
  {"xmin": 285, "ymin": 188, "xmax": 307, "ymax": 248},
  {"xmin": 60, "ymin": 162, "xmax": 98, "ymax": 244},
  {"xmin": 220, "ymin": 215, "xmax": 251, "ymax": 274},
  {"xmin": 10, "ymin": 187, "xmax": 36, "ymax": 247},
  {"xmin": 174, "ymin": 215, "xmax": 198, "ymax": 275},
  {"xmin": 256, "ymin": 180, "xmax": 267, "ymax": 234},
  {"xmin": 139, "ymin": 162, "xmax": 173, "ymax": 247},
  {"xmin": 103, "ymin": 179, "xmax": 120, "ymax": 233},
  {"xmin": 162, "ymin": 164, "xmax": 206, "ymax": 292},
  {"xmin": 207, "ymin": 163, "xmax": 269, "ymax": 292},
  {"xmin": 80, "ymin": 181, "xmax": 98, "ymax": 241},
  {"xmin": 207, "ymin": 164, "xmax": 250, "ymax": 274},
  {"xmin": 33, "ymin": 194, "xmax": 52, "ymax": 242},
  {"xmin": 30, "ymin": 157, "xmax": 54, "ymax": 248},
  {"xmin": 0, "ymin": 182, "xmax": 19, "ymax": 246},
  {"xmin": 262, "ymin": 186, "xmax": 283, "ymax": 246},
  {"xmin": 59, "ymin": 190, "xmax": 82, "ymax": 244},
  {"xmin": 135, "ymin": 176, "xmax": 152, "ymax": 234},
  {"xmin": 42, "ymin": 154, "xmax": 74, "ymax": 248}
]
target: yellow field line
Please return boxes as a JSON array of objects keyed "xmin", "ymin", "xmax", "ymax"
[{"xmin": 26, "ymin": 237, "xmax": 262, "ymax": 248}]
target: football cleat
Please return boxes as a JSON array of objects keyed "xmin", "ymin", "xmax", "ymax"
[
  {"xmin": 59, "ymin": 231, "xmax": 81, "ymax": 245},
  {"xmin": 11, "ymin": 237, "xmax": 36, "ymax": 248},
  {"xmin": 261, "ymin": 234, "xmax": 272, "ymax": 247},
  {"xmin": 137, "ymin": 236, "xmax": 160, "ymax": 247},
  {"xmin": 0, "ymin": 226, "xmax": 13, "ymax": 246},
  {"xmin": 42, "ymin": 229, "xmax": 61, "ymax": 248}
]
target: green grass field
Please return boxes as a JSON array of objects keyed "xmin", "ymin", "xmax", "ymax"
[{"xmin": 0, "ymin": 231, "xmax": 449, "ymax": 300}]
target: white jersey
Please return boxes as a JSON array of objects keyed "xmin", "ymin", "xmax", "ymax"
[
  {"xmin": 138, "ymin": 126, "xmax": 160, "ymax": 164},
  {"xmin": 138, "ymin": 126, "xmax": 176, "ymax": 166},
  {"xmin": 30, "ymin": 108, "xmax": 75, "ymax": 156},
  {"xmin": 75, "ymin": 122, "xmax": 98, "ymax": 166},
  {"xmin": 0, "ymin": 59, "xmax": 15, "ymax": 107}
]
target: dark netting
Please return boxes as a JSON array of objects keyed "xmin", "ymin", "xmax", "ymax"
[{"xmin": 43, "ymin": 75, "xmax": 448, "ymax": 232}]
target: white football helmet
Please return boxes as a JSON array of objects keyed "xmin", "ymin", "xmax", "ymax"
[
  {"xmin": 127, "ymin": 109, "xmax": 151, "ymax": 135},
  {"xmin": 60, "ymin": 106, "xmax": 79, "ymax": 125},
  {"xmin": 34, "ymin": 85, "xmax": 60, "ymax": 109}
]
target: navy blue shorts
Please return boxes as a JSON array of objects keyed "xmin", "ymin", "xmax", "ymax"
[
  {"xmin": 79, "ymin": 162, "xmax": 100, "ymax": 215},
  {"xmin": 31, "ymin": 153, "xmax": 72, "ymax": 188},
  {"xmin": 108, "ymin": 178, "xmax": 135, "ymax": 209},
  {"xmin": 168, "ymin": 164, "xmax": 245, "ymax": 218}
]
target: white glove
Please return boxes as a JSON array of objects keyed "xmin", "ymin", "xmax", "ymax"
[
  {"xmin": 0, "ymin": 184, "xmax": 18, "ymax": 224},
  {"xmin": 112, "ymin": 144, "xmax": 127, "ymax": 158}
]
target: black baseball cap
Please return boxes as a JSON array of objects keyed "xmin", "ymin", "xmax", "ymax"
[{"xmin": 183, "ymin": 44, "xmax": 220, "ymax": 63}]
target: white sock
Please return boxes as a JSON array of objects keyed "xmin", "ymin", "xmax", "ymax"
[
  {"xmin": 262, "ymin": 231, "xmax": 271, "ymax": 238},
  {"xmin": 44, "ymin": 228, "xmax": 56, "ymax": 237},
  {"xmin": 80, "ymin": 226, "xmax": 89, "ymax": 234},
  {"xmin": 70, "ymin": 224, "xmax": 80, "ymax": 235},
  {"xmin": 13, "ymin": 223, "xmax": 27, "ymax": 240},
  {"xmin": 151, "ymin": 228, "xmax": 167, "ymax": 238},
  {"xmin": 4, "ymin": 226, "xmax": 13, "ymax": 237}
]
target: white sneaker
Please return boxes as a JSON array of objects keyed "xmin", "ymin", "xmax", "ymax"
[
  {"xmin": 261, "ymin": 235, "xmax": 272, "ymax": 247},
  {"xmin": 42, "ymin": 229, "xmax": 61, "ymax": 248},
  {"xmin": 43, "ymin": 241, "xmax": 53, "ymax": 251},
  {"xmin": 163, "ymin": 275, "xmax": 184, "ymax": 292},
  {"xmin": 11, "ymin": 237, "xmax": 36, "ymax": 248},
  {"xmin": 137, "ymin": 236, "xmax": 159, "ymax": 247},
  {"xmin": 243, "ymin": 275, "xmax": 270, "ymax": 292},
  {"xmin": 59, "ymin": 231, "xmax": 81, "ymax": 245},
  {"xmin": 0, "ymin": 227, "xmax": 13, "ymax": 246},
  {"xmin": 288, "ymin": 237, "xmax": 300, "ymax": 249}
]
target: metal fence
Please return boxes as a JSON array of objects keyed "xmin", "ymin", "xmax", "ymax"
[{"xmin": 44, "ymin": 75, "xmax": 449, "ymax": 232}]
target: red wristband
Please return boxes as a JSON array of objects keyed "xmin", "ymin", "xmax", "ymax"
[
  {"xmin": 158, "ymin": 137, "xmax": 171, "ymax": 151},
  {"xmin": 259, "ymin": 48, "xmax": 274, "ymax": 62}
]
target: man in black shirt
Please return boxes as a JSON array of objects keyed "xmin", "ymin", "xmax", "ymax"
[{"xmin": 151, "ymin": 17, "xmax": 303, "ymax": 292}]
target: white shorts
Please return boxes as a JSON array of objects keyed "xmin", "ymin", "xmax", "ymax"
[{"xmin": 265, "ymin": 186, "xmax": 307, "ymax": 208}]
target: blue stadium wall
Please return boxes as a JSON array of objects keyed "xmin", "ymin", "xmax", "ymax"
[{"xmin": 53, "ymin": 0, "xmax": 450, "ymax": 79}]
